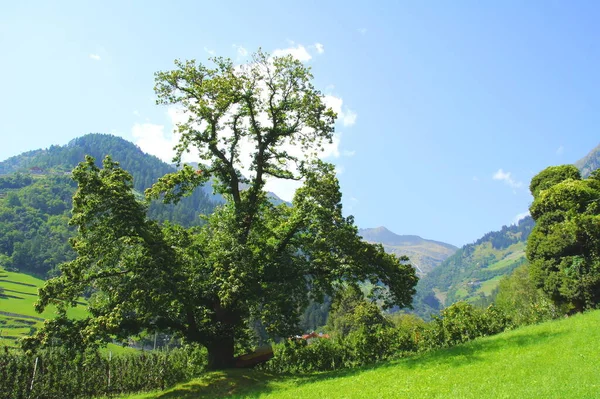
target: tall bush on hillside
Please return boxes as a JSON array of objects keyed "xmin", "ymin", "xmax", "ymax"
[
  {"xmin": 527, "ymin": 165, "xmax": 600, "ymax": 313},
  {"xmin": 420, "ymin": 302, "xmax": 509, "ymax": 349},
  {"xmin": 495, "ymin": 264, "xmax": 559, "ymax": 326}
]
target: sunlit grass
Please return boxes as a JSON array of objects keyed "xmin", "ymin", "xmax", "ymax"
[
  {"xmin": 122, "ymin": 310, "xmax": 600, "ymax": 399},
  {"xmin": 0, "ymin": 267, "xmax": 86, "ymax": 347}
]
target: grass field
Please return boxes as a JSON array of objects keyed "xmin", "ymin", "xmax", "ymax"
[
  {"xmin": 485, "ymin": 249, "xmax": 525, "ymax": 271},
  {"xmin": 0, "ymin": 267, "xmax": 87, "ymax": 347},
  {"xmin": 122, "ymin": 310, "xmax": 600, "ymax": 399},
  {"xmin": 474, "ymin": 275, "xmax": 503, "ymax": 296}
]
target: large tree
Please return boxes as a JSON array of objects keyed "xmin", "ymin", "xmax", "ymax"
[
  {"xmin": 527, "ymin": 165, "xmax": 600, "ymax": 313},
  {"xmin": 31, "ymin": 51, "xmax": 418, "ymax": 369}
]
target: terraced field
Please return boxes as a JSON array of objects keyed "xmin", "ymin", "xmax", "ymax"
[{"xmin": 0, "ymin": 267, "xmax": 87, "ymax": 348}]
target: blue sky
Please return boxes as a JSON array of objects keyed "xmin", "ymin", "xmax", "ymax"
[{"xmin": 1, "ymin": 1, "xmax": 599, "ymax": 247}]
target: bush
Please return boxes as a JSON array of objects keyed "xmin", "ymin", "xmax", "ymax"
[
  {"xmin": 495, "ymin": 264, "xmax": 560, "ymax": 327},
  {"xmin": 263, "ymin": 324, "xmax": 418, "ymax": 373},
  {"xmin": 419, "ymin": 302, "xmax": 510, "ymax": 350}
]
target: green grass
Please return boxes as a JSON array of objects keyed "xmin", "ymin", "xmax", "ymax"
[
  {"xmin": 475, "ymin": 275, "xmax": 503, "ymax": 296},
  {"xmin": 454, "ymin": 287, "xmax": 468, "ymax": 299},
  {"xmin": 0, "ymin": 266, "xmax": 87, "ymax": 346},
  {"xmin": 1, "ymin": 267, "xmax": 139, "ymax": 355},
  {"xmin": 485, "ymin": 250, "xmax": 525, "ymax": 271},
  {"xmin": 121, "ymin": 310, "xmax": 600, "ymax": 399}
]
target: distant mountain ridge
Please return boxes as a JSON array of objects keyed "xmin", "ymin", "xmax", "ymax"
[
  {"xmin": 359, "ymin": 227, "xmax": 457, "ymax": 275},
  {"xmin": 574, "ymin": 143, "xmax": 600, "ymax": 178}
]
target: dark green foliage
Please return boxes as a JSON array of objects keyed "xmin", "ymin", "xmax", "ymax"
[
  {"xmin": 472, "ymin": 217, "xmax": 535, "ymax": 251},
  {"xmin": 299, "ymin": 297, "xmax": 331, "ymax": 332},
  {"xmin": 325, "ymin": 285, "xmax": 393, "ymax": 339},
  {"xmin": 527, "ymin": 165, "xmax": 600, "ymax": 312},
  {"xmin": 0, "ymin": 345, "xmax": 206, "ymax": 399},
  {"xmin": 0, "ymin": 173, "xmax": 33, "ymax": 190},
  {"xmin": 263, "ymin": 302, "xmax": 511, "ymax": 374},
  {"xmin": 263, "ymin": 326, "xmax": 415, "ymax": 373},
  {"xmin": 0, "ymin": 176, "xmax": 76, "ymax": 276},
  {"xmin": 419, "ymin": 302, "xmax": 509, "ymax": 350}
]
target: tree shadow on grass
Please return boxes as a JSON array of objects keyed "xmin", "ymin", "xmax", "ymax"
[{"xmin": 151, "ymin": 369, "xmax": 286, "ymax": 399}]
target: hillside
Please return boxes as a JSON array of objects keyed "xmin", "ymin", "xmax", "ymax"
[
  {"xmin": 359, "ymin": 227, "xmax": 457, "ymax": 275},
  {"xmin": 0, "ymin": 266, "xmax": 137, "ymax": 354},
  {"xmin": 0, "ymin": 266, "xmax": 87, "ymax": 348},
  {"xmin": 122, "ymin": 310, "xmax": 600, "ymax": 398},
  {"xmin": 412, "ymin": 217, "xmax": 534, "ymax": 318},
  {"xmin": 0, "ymin": 133, "xmax": 218, "ymax": 278}
]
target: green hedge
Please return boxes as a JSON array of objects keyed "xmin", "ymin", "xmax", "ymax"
[{"xmin": 263, "ymin": 303, "xmax": 511, "ymax": 374}]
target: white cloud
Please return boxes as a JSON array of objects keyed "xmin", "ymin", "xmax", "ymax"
[
  {"xmin": 342, "ymin": 110, "xmax": 357, "ymax": 126},
  {"xmin": 89, "ymin": 54, "xmax": 101, "ymax": 61},
  {"xmin": 323, "ymin": 95, "xmax": 357, "ymax": 127},
  {"xmin": 204, "ymin": 47, "xmax": 216, "ymax": 56},
  {"xmin": 131, "ymin": 122, "xmax": 175, "ymax": 163},
  {"xmin": 233, "ymin": 44, "xmax": 248, "ymax": 58},
  {"xmin": 493, "ymin": 169, "xmax": 523, "ymax": 189},
  {"xmin": 133, "ymin": 110, "xmax": 140, "ymax": 117},
  {"xmin": 556, "ymin": 145, "xmax": 564, "ymax": 155},
  {"xmin": 513, "ymin": 211, "xmax": 530, "ymax": 225},
  {"xmin": 472, "ymin": 176, "xmax": 479, "ymax": 181},
  {"xmin": 358, "ymin": 28, "xmax": 367, "ymax": 35},
  {"xmin": 272, "ymin": 44, "xmax": 312, "ymax": 62},
  {"xmin": 342, "ymin": 149, "xmax": 356, "ymax": 157},
  {"xmin": 272, "ymin": 42, "xmax": 325, "ymax": 62}
]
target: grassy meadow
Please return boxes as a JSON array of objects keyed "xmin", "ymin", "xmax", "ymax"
[
  {"xmin": 122, "ymin": 309, "xmax": 600, "ymax": 399},
  {"xmin": 0, "ymin": 267, "xmax": 135, "ymax": 354}
]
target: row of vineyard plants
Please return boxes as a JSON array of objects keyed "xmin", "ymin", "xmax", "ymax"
[{"xmin": 0, "ymin": 345, "xmax": 206, "ymax": 399}]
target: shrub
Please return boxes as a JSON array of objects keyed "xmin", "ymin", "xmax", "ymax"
[{"xmin": 419, "ymin": 302, "xmax": 511, "ymax": 350}]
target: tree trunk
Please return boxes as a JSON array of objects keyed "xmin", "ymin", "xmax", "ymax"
[{"xmin": 206, "ymin": 335, "xmax": 235, "ymax": 370}]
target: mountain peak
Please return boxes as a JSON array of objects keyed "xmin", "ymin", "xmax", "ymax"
[{"xmin": 358, "ymin": 226, "xmax": 457, "ymax": 275}]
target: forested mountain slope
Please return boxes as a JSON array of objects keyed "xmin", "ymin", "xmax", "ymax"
[
  {"xmin": 412, "ymin": 217, "xmax": 534, "ymax": 318},
  {"xmin": 0, "ymin": 134, "xmax": 218, "ymax": 277}
]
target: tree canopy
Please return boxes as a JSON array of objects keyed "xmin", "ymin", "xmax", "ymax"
[
  {"xmin": 527, "ymin": 165, "xmax": 600, "ymax": 312},
  {"xmin": 31, "ymin": 50, "xmax": 418, "ymax": 369}
]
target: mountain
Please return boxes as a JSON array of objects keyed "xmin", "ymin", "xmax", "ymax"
[
  {"xmin": 574, "ymin": 143, "xmax": 600, "ymax": 178},
  {"xmin": 413, "ymin": 142, "xmax": 600, "ymax": 319},
  {"xmin": 412, "ymin": 217, "xmax": 534, "ymax": 319},
  {"xmin": 359, "ymin": 227, "xmax": 457, "ymax": 275},
  {"xmin": 0, "ymin": 133, "xmax": 219, "ymax": 277}
]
